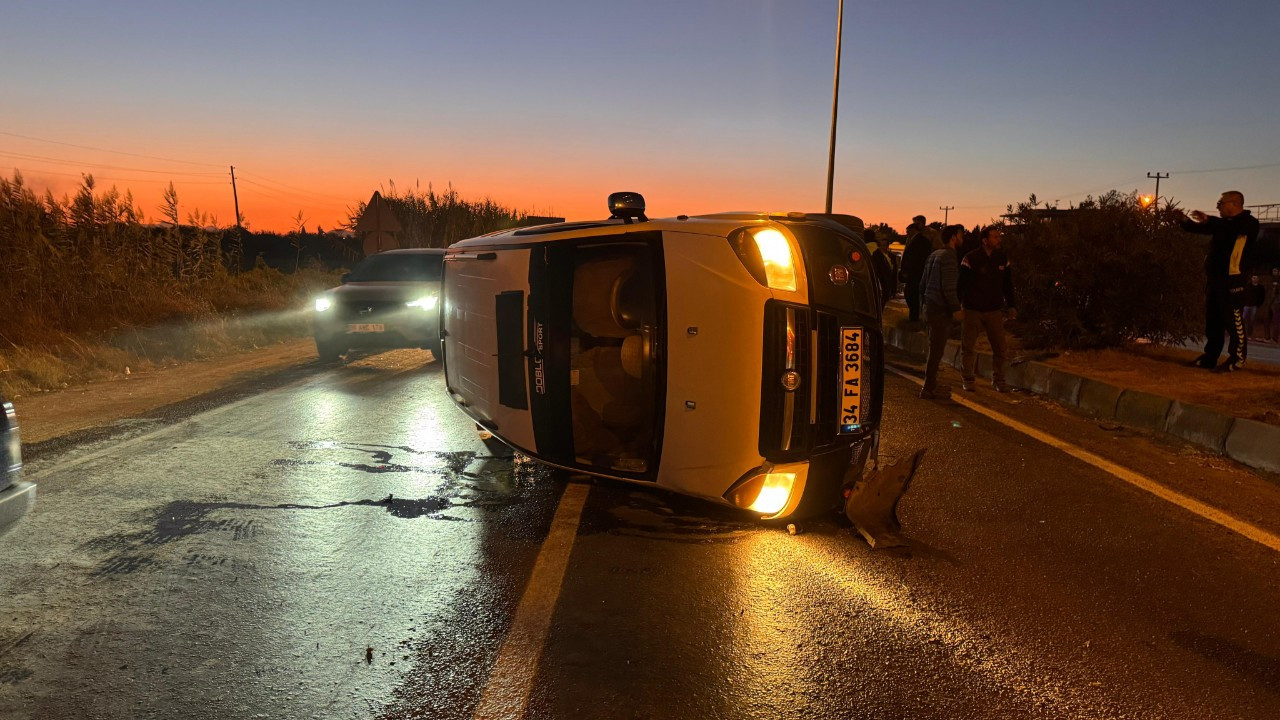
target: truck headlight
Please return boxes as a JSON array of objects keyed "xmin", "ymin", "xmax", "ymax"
[
  {"xmin": 314, "ymin": 297, "xmax": 333, "ymax": 312},
  {"xmin": 729, "ymin": 227, "xmax": 798, "ymax": 292},
  {"xmin": 406, "ymin": 296, "xmax": 438, "ymax": 311},
  {"xmin": 726, "ymin": 470, "xmax": 796, "ymax": 518}
]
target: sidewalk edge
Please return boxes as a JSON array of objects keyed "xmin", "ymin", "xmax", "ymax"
[{"xmin": 884, "ymin": 321, "xmax": 1280, "ymax": 475}]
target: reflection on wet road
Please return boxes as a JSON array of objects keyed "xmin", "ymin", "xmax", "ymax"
[{"xmin": 2, "ymin": 349, "xmax": 1279, "ymax": 719}]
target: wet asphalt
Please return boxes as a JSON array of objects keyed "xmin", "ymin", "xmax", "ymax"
[{"xmin": 1, "ymin": 350, "xmax": 1278, "ymax": 719}]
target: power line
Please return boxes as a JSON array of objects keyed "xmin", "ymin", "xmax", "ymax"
[
  {"xmin": 1170, "ymin": 161, "xmax": 1280, "ymax": 175},
  {"xmin": 236, "ymin": 170, "xmax": 354, "ymax": 203},
  {"xmin": 1, "ymin": 165, "xmax": 225, "ymax": 185},
  {"xmin": 0, "ymin": 149, "xmax": 225, "ymax": 177},
  {"xmin": 236, "ymin": 179, "xmax": 347, "ymax": 215},
  {"xmin": 0, "ymin": 130, "xmax": 224, "ymax": 168},
  {"xmin": 236, "ymin": 178, "xmax": 353, "ymax": 212}
]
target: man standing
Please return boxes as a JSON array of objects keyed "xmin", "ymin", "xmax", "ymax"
[
  {"xmin": 958, "ymin": 226, "xmax": 1016, "ymax": 392},
  {"xmin": 865, "ymin": 227, "xmax": 898, "ymax": 308},
  {"xmin": 1180, "ymin": 190, "xmax": 1259, "ymax": 372},
  {"xmin": 918, "ymin": 225, "xmax": 965, "ymax": 399},
  {"xmin": 900, "ymin": 215, "xmax": 932, "ymax": 321}
]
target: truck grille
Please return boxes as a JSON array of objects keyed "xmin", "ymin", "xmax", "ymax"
[
  {"xmin": 759, "ymin": 302, "xmax": 813, "ymax": 462},
  {"xmin": 761, "ymin": 304, "xmax": 882, "ymax": 461},
  {"xmin": 337, "ymin": 300, "xmax": 403, "ymax": 321}
]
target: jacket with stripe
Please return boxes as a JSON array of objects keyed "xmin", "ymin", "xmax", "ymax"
[{"xmin": 1180, "ymin": 210, "xmax": 1259, "ymax": 281}]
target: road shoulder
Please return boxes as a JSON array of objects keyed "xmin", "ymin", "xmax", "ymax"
[{"xmin": 13, "ymin": 339, "xmax": 319, "ymax": 444}]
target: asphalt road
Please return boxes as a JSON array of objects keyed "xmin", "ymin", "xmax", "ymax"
[{"xmin": 1, "ymin": 350, "xmax": 1278, "ymax": 719}]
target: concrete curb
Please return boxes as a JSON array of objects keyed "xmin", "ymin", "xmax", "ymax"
[
  {"xmin": 1077, "ymin": 379, "xmax": 1122, "ymax": 419},
  {"xmin": 1225, "ymin": 419, "xmax": 1280, "ymax": 474},
  {"xmin": 1115, "ymin": 390, "xmax": 1173, "ymax": 431},
  {"xmin": 1165, "ymin": 401, "xmax": 1235, "ymax": 456},
  {"xmin": 882, "ymin": 320, "xmax": 1280, "ymax": 475}
]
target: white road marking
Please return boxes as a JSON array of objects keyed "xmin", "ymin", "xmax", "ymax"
[
  {"xmin": 474, "ymin": 481, "xmax": 590, "ymax": 720},
  {"xmin": 887, "ymin": 365, "xmax": 1280, "ymax": 553}
]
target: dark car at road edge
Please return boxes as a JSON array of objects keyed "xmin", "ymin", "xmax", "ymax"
[
  {"xmin": 312, "ymin": 248, "xmax": 446, "ymax": 361},
  {"xmin": 0, "ymin": 395, "xmax": 34, "ymax": 535}
]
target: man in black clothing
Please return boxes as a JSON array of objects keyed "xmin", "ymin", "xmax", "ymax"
[
  {"xmin": 900, "ymin": 215, "xmax": 932, "ymax": 321},
  {"xmin": 865, "ymin": 227, "xmax": 898, "ymax": 308},
  {"xmin": 958, "ymin": 226, "xmax": 1016, "ymax": 392},
  {"xmin": 1180, "ymin": 190, "xmax": 1259, "ymax": 372}
]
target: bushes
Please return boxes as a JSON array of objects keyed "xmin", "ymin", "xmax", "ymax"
[
  {"xmin": 347, "ymin": 182, "xmax": 530, "ymax": 249},
  {"xmin": 1003, "ymin": 191, "xmax": 1205, "ymax": 349},
  {"xmin": 0, "ymin": 171, "xmax": 343, "ymax": 345}
]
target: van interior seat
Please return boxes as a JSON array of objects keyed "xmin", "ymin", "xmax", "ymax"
[
  {"xmin": 575, "ymin": 345, "xmax": 644, "ymax": 429},
  {"xmin": 574, "ymin": 256, "xmax": 635, "ymax": 338},
  {"xmin": 610, "ymin": 271, "xmax": 644, "ymax": 331},
  {"xmin": 620, "ymin": 334, "xmax": 644, "ymax": 379}
]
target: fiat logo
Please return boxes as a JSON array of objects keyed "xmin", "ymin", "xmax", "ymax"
[
  {"xmin": 828, "ymin": 265, "xmax": 850, "ymax": 285},
  {"xmin": 780, "ymin": 370, "xmax": 802, "ymax": 392}
]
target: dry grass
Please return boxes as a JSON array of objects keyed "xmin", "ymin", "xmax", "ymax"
[
  {"xmin": 0, "ymin": 266, "xmax": 338, "ymax": 398},
  {"xmin": 0, "ymin": 171, "xmax": 343, "ymax": 397}
]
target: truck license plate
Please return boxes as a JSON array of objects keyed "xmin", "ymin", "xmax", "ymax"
[
  {"xmin": 347, "ymin": 323, "xmax": 385, "ymax": 333},
  {"xmin": 839, "ymin": 327, "xmax": 863, "ymax": 433}
]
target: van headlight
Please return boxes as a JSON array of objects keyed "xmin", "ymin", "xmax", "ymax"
[
  {"xmin": 406, "ymin": 296, "xmax": 438, "ymax": 311},
  {"xmin": 726, "ymin": 470, "xmax": 796, "ymax": 518},
  {"xmin": 728, "ymin": 227, "xmax": 798, "ymax": 292},
  {"xmin": 314, "ymin": 297, "xmax": 333, "ymax": 312}
]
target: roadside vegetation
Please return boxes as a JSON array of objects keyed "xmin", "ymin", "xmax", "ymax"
[
  {"xmin": 0, "ymin": 171, "xmax": 528, "ymax": 398},
  {"xmin": 346, "ymin": 181, "xmax": 533, "ymax": 248},
  {"xmin": 1002, "ymin": 191, "xmax": 1206, "ymax": 349}
]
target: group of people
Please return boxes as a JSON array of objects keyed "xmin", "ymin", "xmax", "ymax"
[
  {"xmin": 892, "ymin": 215, "xmax": 1017, "ymax": 399},
  {"xmin": 877, "ymin": 189, "xmax": 1269, "ymax": 401}
]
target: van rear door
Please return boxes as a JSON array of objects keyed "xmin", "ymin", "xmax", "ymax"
[{"xmin": 441, "ymin": 249, "xmax": 538, "ymax": 450}]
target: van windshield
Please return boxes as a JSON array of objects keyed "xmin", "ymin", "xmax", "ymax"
[
  {"xmin": 526, "ymin": 235, "xmax": 664, "ymax": 478},
  {"xmin": 346, "ymin": 253, "xmax": 443, "ymax": 282}
]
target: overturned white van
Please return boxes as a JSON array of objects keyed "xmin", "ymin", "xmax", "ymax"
[{"xmin": 441, "ymin": 193, "xmax": 918, "ymax": 537}]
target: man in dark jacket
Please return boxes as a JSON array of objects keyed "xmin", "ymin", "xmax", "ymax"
[
  {"xmin": 918, "ymin": 225, "xmax": 965, "ymax": 399},
  {"xmin": 958, "ymin": 226, "xmax": 1016, "ymax": 392},
  {"xmin": 1180, "ymin": 190, "xmax": 1259, "ymax": 372},
  {"xmin": 865, "ymin": 227, "xmax": 898, "ymax": 308},
  {"xmin": 900, "ymin": 215, "xmax": 932, "ymax": 321}
]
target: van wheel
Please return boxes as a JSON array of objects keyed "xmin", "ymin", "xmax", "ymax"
[{"xmin": 315, "ymin": 338, "xmax": 344, "ymax": 363}]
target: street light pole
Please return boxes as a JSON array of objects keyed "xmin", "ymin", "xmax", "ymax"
[
  {"xmin": 939, "ymin": 205, "xmax": 954, "ymax": 225},
  {"xmin": 824, "ymin": 0, "xmax": 845, "ymax": 214},
  {"xmin": 1146, "ymin": 171, "xmax": 1168, "ymax": 212}
]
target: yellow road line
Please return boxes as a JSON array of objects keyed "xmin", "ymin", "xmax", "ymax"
[
  {"xmin": 887, "ymin": 365, "xmax": 1280, "ymax": 553},
  {"xmin": 474, "ymin": 481, "xmax": 590, "ymax": 720}
]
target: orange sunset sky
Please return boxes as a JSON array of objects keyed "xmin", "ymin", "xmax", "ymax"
[{"xmin": 3, "ymin": 1, "xmax": 1277, "ymax": 234}]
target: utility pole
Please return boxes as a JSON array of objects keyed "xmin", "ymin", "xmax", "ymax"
[
  {"xmin": 230, "ymin": 165, "xmax": 242, "ymax": 228},
  {"xmin": 939, "ymin": 205, "xmax": 954, "ymax": 225},
  {"xmin": 824, "ymin": 0, "xmax": 845, "ymax": 214},
  {"xmin": 1146, "ymin": 171, "xmax": 1168, "ymax": 212},
  {"xmin": 229, "ymin": 165, "xmax": 244, "ymax": 271}
]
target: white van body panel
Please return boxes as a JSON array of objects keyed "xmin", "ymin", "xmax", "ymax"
[
  {"xmin": 654, "ymin": 230, "xmax": 812, "ymax": 501},
  {"xmin": 441, "ymin": 249, "xmax": 537, "ymax": 450}
]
